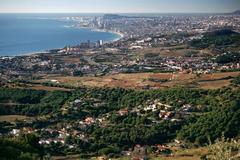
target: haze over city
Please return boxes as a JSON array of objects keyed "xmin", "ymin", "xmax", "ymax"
[{"xmin": 0, "ymin": 0, "xmax": 240, "ymax": 13}]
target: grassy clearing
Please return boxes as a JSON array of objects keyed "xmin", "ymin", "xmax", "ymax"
[
  {"xmin": 0, "ymin": 115, "xmax": 34, "ymax": 122},
  {"xmin": 35, "ymin": 72, "xmax": 240, "ymax": 90},
  {"xmin": 28, "ymin": 84, "xmax": 72, "ymax": 91},
  {"xmin": 145, "ymin": 147, "xmax": 207, "ymax": 160},
  {"xmin": 52, "ymin": 147, "xmax": 208, "ymax": 160}
]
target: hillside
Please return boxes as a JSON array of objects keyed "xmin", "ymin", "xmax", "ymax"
[
  {"xmin": 0, "ymin": 85, "xmax": 240, "ymax": 159},
  {"xmin": 190, "ymin": 29, "xmax": 240, "ymax": 49}
]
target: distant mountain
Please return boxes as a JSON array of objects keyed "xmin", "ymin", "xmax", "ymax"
[
  {"xmin": 228, "ymin": 10, "xmax": 240, "ymax": 15},
  {"xmin": 233, "ymin": 10, "xmax": 240, "ymax": 14},
  {"xmin": 103, "ymin": 14, "xmax": 127, "ymax": 19}
]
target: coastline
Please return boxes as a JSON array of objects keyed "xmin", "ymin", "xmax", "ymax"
[
  {"xmin": 0, "ymin": 13, "xmax": 126, "ymax": 57},
  {"xmin": 0, "ymin": 27, "xmax": 124, "ymax": 57},
  {"xmin": 91, "ymin": 28, "xmax": 125, "ymax": 42},
  {"xmin": 0, "ymin": 50, "xmax": 50, "ymax": 57},
  {"xmin": 74, "ymin": 26, "xmax": 125, "ymax": 42}
]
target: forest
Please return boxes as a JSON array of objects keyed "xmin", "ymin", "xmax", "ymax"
[{"xmin": 0, "ymin": 86, "xmax": 239, "ymax": 158}]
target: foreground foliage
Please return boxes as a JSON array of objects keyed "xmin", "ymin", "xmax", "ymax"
[
  {"xmin": 0, "ymin": 86, "xmax": 240, "ymax": 157},
  {"xmin": 206, "ymin": 136, "xmax": 240, "ymax": 160},
  {"xmin": 0, "ymin": 134, "xmax": 43, "ymax": 160},
  {"xmin": 0, "ymin": 88, "xmax": 70, "ymax": 116},
  {"xmin": 177, "ymin": 100, "xmax": 240, "ymax": 145}
]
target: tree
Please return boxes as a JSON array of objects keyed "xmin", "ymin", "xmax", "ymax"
[{"xmin": 178, "ymin": 101, "xmax": 240, "ymax": 145}]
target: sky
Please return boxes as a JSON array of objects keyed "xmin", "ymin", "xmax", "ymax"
[{"xmin": 0, "ymin": 0, "xmax": 239, "ymax": 13}]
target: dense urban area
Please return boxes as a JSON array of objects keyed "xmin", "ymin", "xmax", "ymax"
[{"xmin": 0, "ymin": 11, "xmax": 240, "ymax": 160}]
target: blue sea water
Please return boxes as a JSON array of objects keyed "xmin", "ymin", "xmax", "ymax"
[{"xmin": 0, "ymin": 14, "xmax": 120, "ymax": 56}]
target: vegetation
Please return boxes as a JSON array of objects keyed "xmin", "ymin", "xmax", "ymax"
[
  {"xmin": 185, "ymin": 51, "xmax": 198, "ymax": 57},
  {"xmin": 177, "ymin": 100, "xmax": 240, "ymax": 145},
  {"xmin": 144, "ymin": 53, "xmax": 160, "ymax": 58},
  {"xmin": 190, "ymin": 29, "xmax": 240, "ymax": 49},
  {"xmin": 148, "ymin": 78, "xmax": 169, "ymax": 83},
  {"xmin": 0, "ymin": 88, "xmax": 70, "ymax": 116},
  {"xmin": 231, "ymin": 75, "xmax": 240, "ymax": 85},
  {"xmin": 205, "ymin": 136, "xmax": 240, "ymax": 160},
  {"xmin": 65, "ymin": 87, "xmax": 240, "ymax": 156},
  {"xmin": 215, "ymin": 52, "xmax": 240, "ymax": 64},
  {"xmin": 0, "ymin": 134, "xmax": 43, "ymax": 160},
  {"xmin": 0, "ymin": 86, "xmax": 240, "ymax": 157},
  {"xmin": 0, "ymin": 88, "xmax": 46, "ymax": 104}
]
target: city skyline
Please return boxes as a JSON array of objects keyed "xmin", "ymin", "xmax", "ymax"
[{"xmin": 0, "ymin": 0, "xmax": 239, "ymax": 13}]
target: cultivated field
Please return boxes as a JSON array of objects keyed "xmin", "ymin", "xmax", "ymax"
[
  {"xmin": 35, "ymin": 71, "xmax": 240, "ymax": 90},
  {"xmin": 0, "ymin": 115, "xmax": 34, "ymax": 122}
]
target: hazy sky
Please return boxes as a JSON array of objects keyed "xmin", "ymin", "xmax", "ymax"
[{"xmin": 0, "ymin": 0, "xmax": 239, "ymax": 13}]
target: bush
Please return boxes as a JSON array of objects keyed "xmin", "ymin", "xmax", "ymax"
[
  {"xmin": 206, "ymin": 136, "xmax": 240, "ymax": 160},
  {"xmin": 231, "ymin": 76, "xmax": 240, "ymax": 85}
]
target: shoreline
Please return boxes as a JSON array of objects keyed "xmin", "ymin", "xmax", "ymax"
[
  {"xmin": 74, "ymin": 26, "xmax": 125, "ymax": 42},
  {"xmin": 0, "ymin": 27, "xmax": 124, "ymax": 57},
  {"xmin": 92, "ymin": 28, "xmax": 125, "ymax": 41}
]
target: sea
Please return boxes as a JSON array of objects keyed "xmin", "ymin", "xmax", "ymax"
[{"xmin": 0, "ymin": 13, "xmax": 120, "ymax": 56}]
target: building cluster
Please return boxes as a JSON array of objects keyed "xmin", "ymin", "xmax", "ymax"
[
  {"xmin": 3, "ymin": 95, "xmax": 203, "ymax": 158},
  {"xmin": 1, "ymin": 48, "xmax": 239, "ymax": 82},
  {"xmin": 66, "ymin": 13, "xmax": 240, "ymax": 39},
  {"xmin": 0, "ymin": 13, "xmax": 240, "ymax": 82}
]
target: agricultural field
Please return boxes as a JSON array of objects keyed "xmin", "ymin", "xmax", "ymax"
[
  {"xmin": 0, "ymin": 115, "xmax": 34, "ymax": 122},
  {"xmin": 34, "ymin": 71, "xmax": 240, "ymax": 90}
]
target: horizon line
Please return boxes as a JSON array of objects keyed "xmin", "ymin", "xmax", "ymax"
[{"xmin": 0, "ymin": 11, "xmax": 236, "ymax": 14}]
